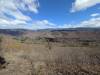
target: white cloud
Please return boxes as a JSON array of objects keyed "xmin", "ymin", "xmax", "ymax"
[
  {"xmin": 0, "ymin": 0, "xmax": 39, "ymax": 20},
  {"xmin": 0, "ymin": 0, "xmax": 39, "ymax": 13},
  {"xmin": 62, "ymin": 17, "xmax": 100, "ymax": 28},
  {"xmin": 71, "ymin": 0, "xmax": 100, "ymax": 12},
  {"xmin": 0, "ymin": 18, "xmax": 27, "ymax": 27},
  {"xmin": 29, "ymin": 20, "xmax": 57, "ymax": 29},
  {"xmin": 91, "ymin": 13, "xmax": 100, "ymax": 17},
  {"xmin": 0, "ymin": 0, "xmax": 46, "ymax": 29},
  {"xmin": 79, "ymin": 17, "xmax": 100, "ymax": 27},
  {"xmin": 0, "ymin": 0, "xmax": 57, "ymax": 29},
  {"xmin": 58, "ymin": 24, "xmax": 75, "ymax": 28},
  {"xmin": 0, "ymin": 18, "xmax": 57, "ymax": 29},
  {"xmin": 0, "ymin": 0, "xmax": 100, "ymax": 29},
  {"xmin": 15, "ymin": 0, "xmax": 39, "ymax": 13}
]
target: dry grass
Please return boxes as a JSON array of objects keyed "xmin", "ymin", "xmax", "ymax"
[{"xmin": 0, "ymin": 35, "xmax": 100, "ymax": 75}]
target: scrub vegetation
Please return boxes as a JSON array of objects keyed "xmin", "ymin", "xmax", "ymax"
[{"xmin": 0, "ymin": 29, "xmax": 100, "ymax": 75}]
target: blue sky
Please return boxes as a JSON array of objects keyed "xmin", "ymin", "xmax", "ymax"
[{"xmin": 0, "ymin": 0, "xmax": 100, "ymax": 29}]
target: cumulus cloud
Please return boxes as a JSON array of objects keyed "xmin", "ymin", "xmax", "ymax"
[
  {"xmin": 0, "ymin": 0, "xmax": 39, "ymax": 21},
  {"xmin": 0, "ymin": 0, "xmax": 57, "ymax": 29},
  {"xmin": 0, "ymin": 18, "xmax": 57, "ymax": 29},
  {"xmin": 62, "ymin": 17, "xmax": 100, "ymax": 28},
  {"xmin": 91, "ymin": 13, "xmax": 100, "ymax": 17},
  {"xmin": 28, "ymin": 20, "xmax": 57, "ymax": 29},
  {"xmin": 79, "ymin": 17, "xmax": 100, "ymax": 27},
  {"xmin": 71, "ymin": 0, "xmax": 100, "ymax": 12},
  {"xmin": 0, "ymin": 0, "xmax": 39, "ymax": 28},
  {"xmin": 15, "ymin": 0, "xmax": 39, "ymax": 13},
  {"xmin": 6, "ymin": 20, "xmax": 56, "ymax": 29}
]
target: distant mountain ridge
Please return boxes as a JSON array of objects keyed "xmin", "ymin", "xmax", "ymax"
[
  {"xmin": 0, "ymin": 28, "xmax": 100, "ymax": 46},
  {"xmin": 0, "ymin": 28, "xmax": 100, "ymax": 33}
]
